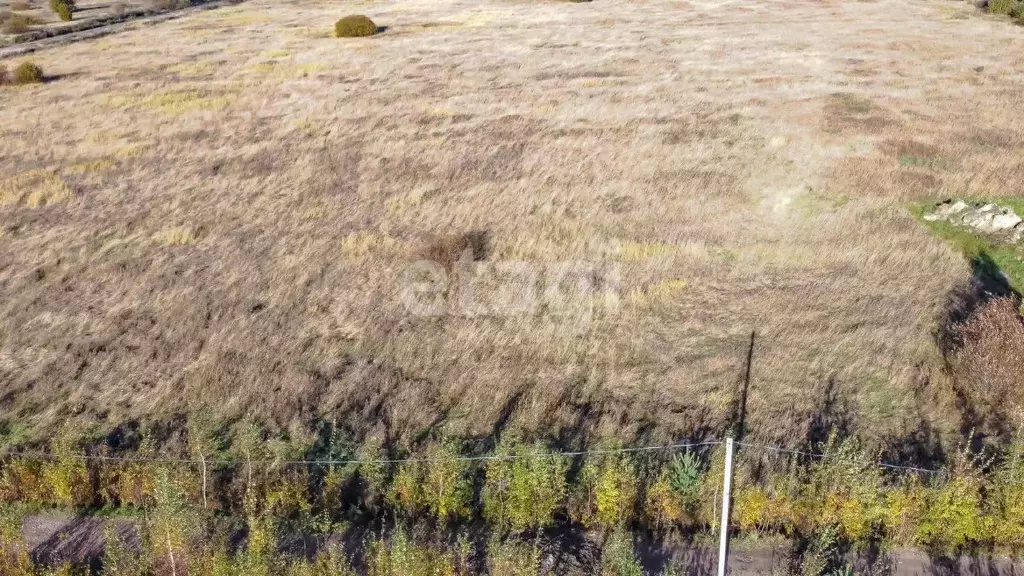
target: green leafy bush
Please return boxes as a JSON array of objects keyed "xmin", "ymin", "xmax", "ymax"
[
  {"xmin": 422, "ymin": 438, "xmax": 473, "ymax": 522},
  {"xmin": 334, "ymin": 14, "xmax": 377, "ymax": 38},
  {"xmin": 0, "ymin": 505, "xmax": 32, "ymax": 575},
  {"xmin": 388, "ymin": 460, "xmax": 425, "ymax": 516},
  {"xmin": 573, "ymin": 449, "xmax": 638, "ymax": 529},
  {"xmin": 487, "ymin": 537, "xmax": 540, "ymax": 576},
  {"xmin": 42, "ymin": 423, "xmax": 91, "ymax": 508},
  {"xmin": 601, "ymin": 529, "xmax": 644, "ymax": 576},
  {"xmin": 916, "ymin": 450, "xmax": 986, "ymax": 553},
  {"xmin": 989, "ymin": 0, "xmax": 1015, "ymax": 14},
  {"xmin": 484, "ymin": 434, "xmax": 567, "ymax": 532}
]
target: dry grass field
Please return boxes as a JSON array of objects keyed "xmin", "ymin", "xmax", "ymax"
[{"xmin": 1, "ymin": 0, "xmax": 1023, "ymax": 454}]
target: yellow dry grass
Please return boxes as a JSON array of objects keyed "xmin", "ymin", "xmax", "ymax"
[
  {"xmin": 153, "ymin": 226, "xmax": 198, "ymax": 246},
  {"xmin": 0, "ymin": 169, "xmax": 73, "ymax": 207},
  {"xmin": 1, "ymin": 0, "xmax": 1022, "ymax": 451},
  {"xmin": 106, "ymin": 89, "xmax": 236, "ymax": 115}
]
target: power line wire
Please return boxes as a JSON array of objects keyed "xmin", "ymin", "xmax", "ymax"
[{"xmin": 734, "ymin": 440, "xmax": 941, "ymax": 475}]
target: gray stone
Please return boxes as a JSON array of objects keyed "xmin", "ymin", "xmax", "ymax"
[{"xmin": 924, "ymin": 199, "xmax": 1024, "ymax": 242}]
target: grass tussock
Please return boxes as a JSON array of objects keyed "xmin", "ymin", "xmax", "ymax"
[
  {"xmin": 153, "ymin": 226, "xmax": 198, "ymax": 246},
  {"xmin": 49, "ymin": 0, "xmax": 74, "ymax": 21},
  {"xmin": 334, "ymin": 14, "xmax": 377, "ymax": 37},
  {"xmin": 107, "ymin": 89, "xmax": 236, "ymax": 115},
  {"xmin": 64, "ymin": 158, "xmax": 117, "ymax": 175},
  {"xmin": 0, "ymin": 169, "xmax": 72, "ymax": 207},
  {"xmin": 417, "ymin": 230, "xmax": 490, "ymax": 270},
  {"xmin": 1, "ymin": 13, "xmax": 43, "ymax": 34},
  {"xmin": 1, "ymin": 62, "xmax": 43, "ymax": 86}
]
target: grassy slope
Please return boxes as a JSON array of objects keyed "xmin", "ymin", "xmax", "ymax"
[{"xmin": 3, "ymin": 0, "xmax": 1024, "ymax": 454}]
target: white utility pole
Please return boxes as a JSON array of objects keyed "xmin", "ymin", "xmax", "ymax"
[{"xmin": 717, "ymin": 437, "xmax": 735, "ymax": 576}]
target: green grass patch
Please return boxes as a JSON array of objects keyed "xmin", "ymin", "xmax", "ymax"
[{"xmin": 910, "ymin": 199, "xmax": 1024, "ymax": 293}]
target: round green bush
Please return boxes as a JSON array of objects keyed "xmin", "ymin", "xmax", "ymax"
[
  {"xmin": 49, "ymin": 0, "xmax": 73, "ymax": 21},
  {"xmin": 12, "ymin": 62, "xmax": 43, "ymax": 84},
  {"xmin": 335, "ymin": 15, "xmax": 377, "ymax": 38}
]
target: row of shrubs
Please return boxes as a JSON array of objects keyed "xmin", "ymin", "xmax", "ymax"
[
  {"xmin": 1, "ymin": 422, "xmax": 1024, "ymax": 573},
  {"xmin": 2, "ymin": 508, "xmax": 651, "ymax": 576}
]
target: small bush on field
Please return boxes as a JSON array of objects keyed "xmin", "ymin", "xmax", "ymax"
[
  {"xmin": 334, "ymin": 15, "xmax": 377, "ymax": 38},
  {"xmin": 916, "ymin": 452, "xmax": 986, "ymax": 553},
  {"xmin": 572, "ymin": 448, "xmax": 638, "ymax": 529},
  {"xmin": 951, "ymin": 296, "xmax": 1024, "ymax": 430},
  {"xmin": 13, "ymin": 62, "xmax": 43, "ymax": 84},
  {"xmin": 388, "ymin": 459, "xmax": 426, "ymax": 517},
  {"xmin": 484, "ymin": 434, "xmax": 567, "ymax": 532},
  {"xmin": 646, "ymin": 451, "xmax": 704, "ymax": 528},
  {"xmin": 3, "ymin": 13, "xmax": 42, "ymax": 34},
  {"xmin": 49, "ymin": 0, "xmax": 73, "ymax": 21},
  {"xmin": 11, "ymin": 1, "xmax": 32, "ymax": 10},
  {"xmin": 148, "ymin": 467, "xmax": 202, "ymax": 573},
  {"xmin": 602, "ymin": 529, "xmax": 644, "ymax": 576},
  {"xmin": 988, "ymin": 432, "xmax": 1024, "ymax": 549},
  {"xmin": 356, "ymin": 436, "xmax": 388, "ymax": 510},
  {"xmin": 488, "ymin": 537, "xmax": 541, "ymax": 576},
  {"xmin": 989, "ymin": 0, "xmax": 1015, "ymax": 14},
  {"xmin": 422, "ymin": 438, "xmax": 473, "ymax": 523},
  {"xmin": 103, "ymin": 521, "xmax": 147, "ymax": 576},
  {"xmin": 0, "ymin": 505, "xmax": 32, "ymax": 573},
  {"xmin": 42, "ymin": 422, "xmax": 92, "ymax": 508},
  {"xmin": 2, "ymin": 62, "xmax": 43, "ymax": 86},
  {"xmin": 368, "ymin": 528, "xmax": 452, "ymax": 576}
]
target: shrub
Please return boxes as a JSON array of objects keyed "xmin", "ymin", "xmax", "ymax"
[
  {"xmin": 149, "ymin": 467, "xmax": 200, "ymax": 575},
  {"xmin": 883, "ymin": 477, "xmax": 927, "ymax": 548},
  {"xmin": 103, "ymin": 521, "xmax": 147, "ymax": 576},
  {"xmin": 989, "ymin": 0, "xmax": 1015, "ymax": 14},
  {"xmin": 0, "ymin": 458, "xmax": 46, "ymax": 502},
  {"xmin": 49, "ymin": 0, "xmax": 73, "ymax": 21},
  {"xmin": 422, "ymin": 438, "xmax": 473, "ymax": 522},
  {"xmin": 573, "ymin": 449, "xmax": 638, "ymax": 529},
  {"xmin": 3, "ymin": 13, "xmax": 41, "ymax": 34},
  {"xmin": 388, "ymin": 460, "xmax": 425, "ymax": 516},
  {"xmin": 368, "ymin": 529, "xmax": 439, "ymax": 576},
  {"xmin": 11, "ymin": 62, "xmax": 43, "ymax": 84},
  {"xmin": 334, "ymin": 15, "xmax": 377, "ymax": 38},
  {"xmin": 187, "ymin": 408, "xmax": 223, "ymax": 511},
  {"xmin": 10, "ymin": 1, "xmax": 31, "ymax": 10},
  {"xmin": 483, "ymin": 435, "xmax": 567, "ymax": 532},
  {"xmin": 601, "ymin": 529, "xmax": 644, "ymax": 576},
  {"xmin": 356, "ymin": 436, "xmax": 387, "ymax": 510},
  {"xmin": 916, "ymin": 450, "xmax": 987, "ymax": 553},
  {"xmin": 645, "ymin": 452, "xmax": 704, "ymax": 529},
  {"xmin": 734, "ymin": 484, "xmax": 771, "ymax": 533},
  {"xmin": 981, "ymin": 431, "xmax": 1024, "ymax": 551},
  {"xmin": 951, "ymin": 297, "xmax": 1024, "ymax": 430},
  {"xmin": 0, "ymin": 505, "xmax": 31, "ymax": 574},
  {"xmin": 42, "ymin": 423, "xmax": 92, "ymax": 508},
  {"xmin": 487, "ymin": 537, "xmax": 540, "ymax": 576}
]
